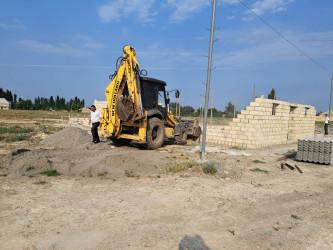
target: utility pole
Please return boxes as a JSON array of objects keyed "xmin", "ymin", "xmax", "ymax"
[
  {"xmin": 253, "ymin": 84, "xmax": 256, "ymax": 102},
  {"xmin": 274, "ymin": 88, "xmax": 276, "ymax": 100},
  {"xmin": 178, "ymin": 89, "xmax": 182, "ymax": 117},
  {"xmin": 329, "ymin": 75, "xmax": 333, "ymax": 119},
  {"xmin": 175, "ymin": 98, "xmax": 178, "ymax": 117},
  {"xmin": 210, "ymin": 88, "xmax": 214, "ymax": 125},
  {"xmin": 200, "ymin": 93, "xmax": 205, "ymax": 124},
  {"xmin": 234, "ymin": 91, "xmax": 236, "ymax": 118},
  {"xmin": 201, "ymin": 0, "xmax": 217, "ymax": 157}
]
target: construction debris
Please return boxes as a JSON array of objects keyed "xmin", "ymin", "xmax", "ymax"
[
  {"xmin": 284, "ymin": 163, "xmax": 295, "ymax": 170},
  {"xmin": 280, "ymin": 163, "xmax": 284, "ymax": 170},
  {"xmin": 295, "ymin": 165, "xmax": 303, "ymax": 174}
]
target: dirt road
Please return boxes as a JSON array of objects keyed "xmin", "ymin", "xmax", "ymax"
[{"xmin": 0, "ymin": 126, "xmax": 333, "ymax": 249}]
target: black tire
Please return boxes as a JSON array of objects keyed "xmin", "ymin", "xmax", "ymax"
[
  {"xmin": 111, "ymin": 138, "xmax": 132, "ymax": 146},
  {"xmin": 174, "ymin": 123, "xmax": 187, "ymax": 145},
  {"xmin": 146, "ymin": 118, "xmax": 165, "ymax": 149}
]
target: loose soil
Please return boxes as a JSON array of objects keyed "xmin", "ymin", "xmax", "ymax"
[{"xmin": 0, "ymin": 123, "xmax": 332, "ymax": 250}]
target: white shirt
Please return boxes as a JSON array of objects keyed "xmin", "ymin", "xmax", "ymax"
[
  {"xmin": 91, "ymin": 110, "xmax": 102, "ymax": 123},
  {"xmin": 325, "ymin": 116, "xmax": 330, "ymax": 124}
]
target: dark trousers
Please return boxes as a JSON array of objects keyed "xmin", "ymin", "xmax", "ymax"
[
  {"xmin": 91, "ymin": 122, "xmax": 100, "ymax": 142},
  {"xmin": 325, "ymin": 123, "xmax": 329, "ymax": 135}
]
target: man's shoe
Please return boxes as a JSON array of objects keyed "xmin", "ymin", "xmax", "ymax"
[{"xmin": 94, "ymin": 141, "xmax": 99, "ymax": 144}]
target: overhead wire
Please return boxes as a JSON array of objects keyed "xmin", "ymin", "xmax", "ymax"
[
  {"xmin": 238, "ymin": 0, "xmax": 333, "ymax": 75},
  {"xmin": 1, "ymin": 32, "xmax": 332, "ymax": 42},
  {"xmin": 0, "ymin": 64, "xmax": 330, "ymax": 71}
]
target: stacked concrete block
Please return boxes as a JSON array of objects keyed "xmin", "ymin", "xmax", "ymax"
[
  {"xmin": 206, "ymin": 96, "xmax": 316, "ymax": 148},
  {"xmin": 297, "ymin": 137, "xmax": 333, "ymax": 164},
  {"xmin": 94, "ymin": 100, "xmax": 108, "ymax": 111}
]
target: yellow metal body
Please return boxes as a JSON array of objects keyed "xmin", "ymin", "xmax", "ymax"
[{"xmin": 100, "ymin": 45, "xmax": 178, "ymax": 142}]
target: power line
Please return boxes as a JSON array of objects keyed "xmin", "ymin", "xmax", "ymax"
[
  {"xmin": 238, "ymin": 0, "xmax": 333, "ymax": 75},
  {"xmin": 1, "ymin": 32, "xmax": 332, "ymax": 42},
  {"xmin": 0, "ymin": 32, "xmax": 208, "ymax": 41},
  {"xmin": 0, "ymin": 63, "xmax": 331, "ymax": 71},
  {"xmin": 0, "ymin": 47, "xmax": 331, "ymax": 58}
]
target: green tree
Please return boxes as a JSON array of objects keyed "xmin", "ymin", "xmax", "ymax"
[
  {"xmin": 268, "ymin": 88, "xmax": 276, "ymax": 100},
  {"xmin": 13, "ymin": 94, "xmax": 17, "ymax": 108},
  {"xmin": 224, "ymin": 101, "xmax": 234, "ymax": 114}
]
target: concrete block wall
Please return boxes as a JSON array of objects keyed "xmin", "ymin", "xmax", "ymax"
[
  {"xmin": 94, "ymin": 100, "xmax": 107, "ymax": 111},
  {"xmin": 206, "ymin": 97, "xmax": 316, "ymax": 148}
]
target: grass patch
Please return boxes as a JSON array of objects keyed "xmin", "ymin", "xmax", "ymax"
[
  {"xmin": 26, "ymin": 166, "xmax": 35, "ymax": 171},
  {"xmin": 34, "ymin": 180, "xmax": 47, "ymax": 185},
  {"xmin": 40, "ymin": 169, "xmax": 62, "ymax": 176},
  {"xmin": 0, "ymin": 125, "xmax": 33, "ymax": 134},
  {"xmin": 5, "ymin": 134, "xmax": 28, "ymax": 142},
  {"xmin": 291, "ymin": 214, "xmax": 302, "ymax": 220},
  {"xmin": 315, "ymin": 121, "xmax": 324, "ymax": 127},
  {"xmin": 272, "ymin": 226, "xmax": 279, "ymax": 231},
  {"xmin": 230, "ymin": 146, "xmax": 243, "ymax": 150},
  {"xmin": 0, "ymin": 135, "xmax": 5, "ymax": 141},
  {"xmin": 28, "ymin": 174, "xmax": 36, "ymax": 178},
  {"xmin": 252, "ymin": 159, "xmax": 266, "ymax": 164},
  {"xmin": 0, "ymin": 173, "xmax": 8, "ymax": 177},
  {"xmin": 124, "ymin": 169, "xmax": 139, "ymax": 178},
  {"xmin": 227, "ymin": 229, "xmax": 235, "ymax": 235},
  {"xmin": 202, "ymin": 162, "xmax": 218, "ymax": 174},
  {"xmin": 166, "ymin": 161, "xmax": 218, "ymax": 174},
  {"xmin": 166, "ymin": 163, "xmax": 187, "ymax": 173},
  {"xmin": 98, "ymin": 172, "xmax": 108, "ymax": 177},
  {"xmin": 188, "ymin": 161, "xmax": 200, "ymax": 168},
  {"xmin": 250, "ymin": 168, "xmax": 269, "ymax": 174},
  {"xmin": 42, "ymin": 125, "xmax": 63, "ymax": 135}
]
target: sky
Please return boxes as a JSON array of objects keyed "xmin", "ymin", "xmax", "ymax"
[{"xmin": 0, "ymin": 0, "xmax": 332, "ymax": 112}]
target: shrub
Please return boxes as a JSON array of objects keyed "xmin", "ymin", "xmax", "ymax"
[
  {"xmin": 34, "ymin": 180, "xmax": 47, "ymax": 185},
  {"xmin": 26, "ymin": 166, "xmax": 35, "ymax": 171},
  {"xmin": 40, "ymin": 170, "xmax": 62, "ymax": 176},
  {"xmin": 202, "ymin": 162, "xmax": 218, "ymax": 174}
]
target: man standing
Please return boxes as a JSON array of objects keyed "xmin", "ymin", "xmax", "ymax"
[
  {"xmin": 324, "ymin": 114, "xmax": 330, "ymax": 135},
  {"xmin": 89, "ymin": 105, "xmax": 102, "ymax": 143}
]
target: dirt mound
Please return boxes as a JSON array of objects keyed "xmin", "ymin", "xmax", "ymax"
[
  {"xmin": 42, "ymin": 127, "xmax": 91, "ymax": 148},
  {"xmin": 0, "ymin": 146, "xmax": 172, "ymax": 179}
]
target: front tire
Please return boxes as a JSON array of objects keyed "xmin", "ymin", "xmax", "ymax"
[
  {"xmin": 174, "ymin": 123, "xmax": 187, "ymax": 145},
  {"xmin": 146, "ymin": 118, "xmax": 165, "ymax": 149}
]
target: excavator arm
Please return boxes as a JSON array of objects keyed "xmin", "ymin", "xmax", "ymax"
[{"xmin": 101, "ymin": 46, "xmax": 144, "ymax": 137}]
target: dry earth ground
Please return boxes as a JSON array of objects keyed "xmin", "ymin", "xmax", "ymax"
[{"xmin": 0, "ymin": 114, "xmax": 332, "ymax": 250}]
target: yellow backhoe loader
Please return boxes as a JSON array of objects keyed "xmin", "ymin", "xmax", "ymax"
[{"xmin": 100, "ymin": 45, "xmax": 201, "ymax": 149}]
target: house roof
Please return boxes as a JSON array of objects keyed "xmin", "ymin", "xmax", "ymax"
[{"xmin": 0, "ymin": 98, "xmax": 10, "ymax": 105}]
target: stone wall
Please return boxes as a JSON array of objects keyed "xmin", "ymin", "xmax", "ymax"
[
  {"xmin": 206, "ymin": 96, "xmax": 316, "ymax": 148},
  {"xmin": 94, "ymin": 100, "xmax": 107, "ymax": 112}
]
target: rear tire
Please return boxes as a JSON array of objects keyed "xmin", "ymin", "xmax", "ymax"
[
  {"xmin": 146, "ymin": 118, "xmax": 165, "ymax": 149},
  {"xmin": 111, "ymin": 138, "xmax": 132, "ymax": 146}
]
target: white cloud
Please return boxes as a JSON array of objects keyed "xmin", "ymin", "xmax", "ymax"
[
  {"xmin": 14, "ymin": 40, "xmax": 93, "ymax": 56},
  {"xmin": 167, "ymin": 0, "xmax": 210, "ymax": 22},
  {"xmin": 72, "ymin": 34, "xmax": 92, "ymax": 40},
  {"xmin": 0, "ymin": 18, "xmax": 25, "ymax": 29},
  {"xmin": 214, "ymin": 29, "xmax": 333, "ymax": 67},
  {"xmin": 82, "ymin": 42, "xmax": 104, "ymax": 49},
  {"xmin": 248, "ymin": 0, "xmax": 295, "ymax": 16},
  {"xmin": 98, "ymin": 0, "xmax": 156, "ymax": 23}
]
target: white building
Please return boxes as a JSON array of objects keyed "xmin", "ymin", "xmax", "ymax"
[{"xmin": 0, "ymin": 98, "xmax": 10, "ymax": 109}]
